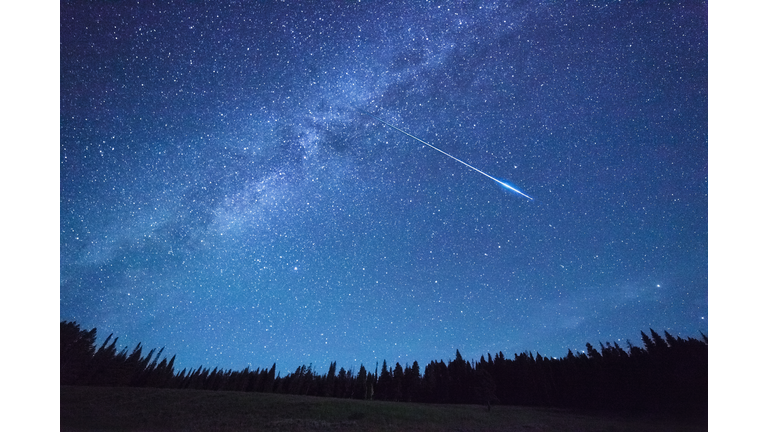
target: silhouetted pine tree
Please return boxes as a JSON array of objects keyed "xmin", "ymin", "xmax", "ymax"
[
  {"xmin": 264, "ymin": 363, "xmax": 276, "ymax": 393},
  {"xmin": 376, "ymin": 360, "xmax": 390, "ymax": 400},
  {"xmin": 60, "ymin": 321, "xmax": 97, "ymax": 385},
  {"xmin": 59, "ymin": 321, "xmax": 705, "ymax": 416},
  {"xmin": 391, "ymin": 362, "xmax": 404, "ymax": 401},
  {"xmin": 336, "ymin": 367, "xmax": 353, "ymax": 398},
  {"xmin": 353, "ymin": 364, "xmax": 368, "ymax": 399},
  {"xmin": 423, "ymin": 360, "xmax": 449, "ymax": 403},
  {"xmin": 287, "ymin": 365, "xmax": 305, "ymax": 395},
  {"xmin": 366, "ymin": 371, "xmax": 376, "ymax": 400},
  {"xmin": 640, "ymin": 331, "xmax": 655, "ymax": 352},
  {"xmin": 302, "ymin": 365, "xmax": 315, "ymax": 395},
  {"xmin": 650, "ymin": 329, "xmax": 668, "ymax": 352},
  {"xmin": 322, "ymin": 361, "xmax": 337, "ymax": 397},
  {"xmin": 82, "ymin": 333, "xmax": 119, "ymax": 386},
  {"xmin": 447, "ymin": 350, "xmax": 469, "ymax": 403},
  {"xmin": 402, "ymin": 361, "xmax": 420, "ymax": 402},
  {"xmin": 243, "ymin": 367, "xmax": 259, "ymax": 392}
]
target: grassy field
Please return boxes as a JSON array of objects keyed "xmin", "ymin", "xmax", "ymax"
[{"xmin": 61, "ymin": 385, "xmax": 706, "ymax": 432}]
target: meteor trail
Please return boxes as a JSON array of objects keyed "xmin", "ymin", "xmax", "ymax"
[{"xmin": 362, "ymin": 111, "xmax": 533, "ymax": 200}]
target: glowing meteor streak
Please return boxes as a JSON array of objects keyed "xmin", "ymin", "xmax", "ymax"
[{"xmin": 362, "ymin": 111, "xmax": 533, "ymax": 200}]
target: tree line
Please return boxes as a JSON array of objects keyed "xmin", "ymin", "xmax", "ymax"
[{"xmin": 61, "ymin": 321, "xmax": 706, "ymax": 416}]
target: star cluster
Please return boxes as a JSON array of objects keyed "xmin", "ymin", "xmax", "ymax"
[{"xmin": 61, "ymin": 1, "xmax": 707, "ymax": 374}]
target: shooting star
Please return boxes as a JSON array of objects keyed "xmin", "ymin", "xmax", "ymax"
[{"xmin": 362, "ymin": 111, "xmax": 533, "ymax": 200}]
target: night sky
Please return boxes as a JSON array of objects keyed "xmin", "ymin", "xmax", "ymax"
[{"xmin": 60, "ymin": 1, "xmax": 708, "ymax": 375}]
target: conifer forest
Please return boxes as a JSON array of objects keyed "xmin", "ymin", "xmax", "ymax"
[{"xmin": 61, "ymin": 321, "xmax": 706, "ymax": 417}]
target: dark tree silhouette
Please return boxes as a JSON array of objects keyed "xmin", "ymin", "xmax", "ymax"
[
  {"xmin": 322, "ymin": 361, "xmax": 337, "ymax": 397},
  {"xmin": 60, "ymin": 321, "xmax": 97, "ymax": 385},
  {"xmin": 353, "ymin": 364, "xmax": 367, "ymax": 399},
  {"xmin": 376, "ymin": 360, "xmax": 390, "ymax": 400},
  {"xmin": 60, "ymin": 321, "xmax": 706, "ymax": 417},
  {"xmin": 402, "ymin": 361, "xmax": 420, "ymax": 402},
  {"xmin": 391, "ymin": 362, "xmax": 404, "ymax": 401}
]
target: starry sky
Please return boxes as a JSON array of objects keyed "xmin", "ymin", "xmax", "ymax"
[{"xmin": 60, "ymin": 0, "xmax": 708, "ymax": 375}]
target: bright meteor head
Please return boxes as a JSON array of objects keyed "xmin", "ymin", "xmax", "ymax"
[{"xmin": 496, "ymin": 179, "xmax": 534, "ymax": 201}]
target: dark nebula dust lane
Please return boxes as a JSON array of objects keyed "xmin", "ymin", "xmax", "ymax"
[{"xmin": 60, "ymin": 1, "xmax": 708, "ymax": 374}]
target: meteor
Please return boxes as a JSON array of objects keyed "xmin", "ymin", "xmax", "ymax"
[{"xmin": 362, "ymin": 111, "xmax": 533, "ymax": 200}]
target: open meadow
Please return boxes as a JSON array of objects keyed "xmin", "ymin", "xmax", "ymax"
[{"xmin": 61, "ymin": 385, "xmax": 705, "ymax": 432}]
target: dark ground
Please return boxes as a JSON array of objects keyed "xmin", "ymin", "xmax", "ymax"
[{"xmin": 61, "ymin": 386, "xmax": 706, "ymax": 432}]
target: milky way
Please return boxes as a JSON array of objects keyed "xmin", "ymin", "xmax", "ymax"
[{"xmin": 60, "ymin": 1, "xmax": 708, "ymax": 374}]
